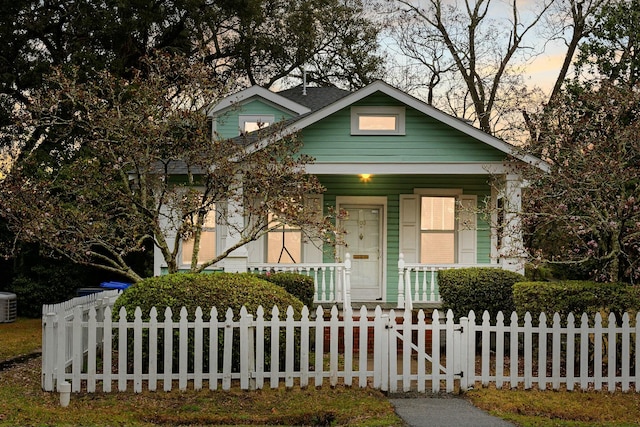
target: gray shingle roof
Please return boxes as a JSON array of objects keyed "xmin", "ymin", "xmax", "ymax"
[{"xmin": 276, "ymin": 85, "xmax": 351, "ymax": 112}]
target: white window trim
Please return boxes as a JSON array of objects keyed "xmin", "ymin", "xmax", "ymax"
[
  {"xmin": 350, "ymin": 106, "xmax": 405, "ymax": 135},
  {"xmin": 239, "ymin": 114, "xmax": 274, "ymax": 135}
]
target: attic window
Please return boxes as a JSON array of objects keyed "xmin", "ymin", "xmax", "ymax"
[
  {"xmin": 351, "ymin": 106, "xmax": 405, "ymax": 135},
  {"xmin": 239, "ymin": 114, "xmax": 274, "ymax": 135}
]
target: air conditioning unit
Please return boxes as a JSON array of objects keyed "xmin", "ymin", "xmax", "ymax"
[{"xmin": 0, "ymin": 292, "xmax": 17, "ymax": 323}]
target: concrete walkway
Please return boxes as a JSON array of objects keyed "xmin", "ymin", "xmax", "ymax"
[{"xmin": 390, "ymin": 395, "xmax": 516, "ymax": 427}]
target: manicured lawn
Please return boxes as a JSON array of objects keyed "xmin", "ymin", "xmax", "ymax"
[
  {"xmin": 0, "ymin": 318, "xmax": 41, "ymax": 361},
  {"xmin": 0, "ymin": 356, "xmax": 401, "ymax": 427}
]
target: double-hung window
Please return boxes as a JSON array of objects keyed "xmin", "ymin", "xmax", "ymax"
[{"xmin": 420, "ymin": 196, "xmax": 456, "ymax": 263}]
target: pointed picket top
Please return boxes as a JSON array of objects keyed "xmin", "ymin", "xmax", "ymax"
[
  {"xmin": 271, "ymin": 305, "xmax": 280, "ymax": 319},
  {"xmin": 240, "ymin": 306, "xmax": 248, "ymax": 318},
  {"xmin": 180, "ymin": 307, "xmax": 188, "ymax": 321},
  {"xmin": 636, "ymin": 311, "xmax": 640, "ymax": 327},
  {"xmin": 595, "ymin": 311, "xmax": 603, "ymax": 326},
  {"xmin": 623, "ymin": 312, "xmax": 629, "ymax": 325},
  {"xmin": 105, "ymin": 306, "xmax": 112, "ymax": 319},
  {"xmin": 210, "ymin": 306, "xmax": 218, "ymax": 321},
  {"xmin": 286, "ymin": 305, "xmax": 295, "ymax": 319},
  {"xmin": 119, "ymin": 306, "xmax": 128, "ymax": 320},
  {"xmin": 257, "ymin": 305, "xmax": 265, "ymax": 317},
  {"xmin": 608, "ymin": 312, "xmax": 617, "ymax": 325},
  {"xmin": 510, "ymin": 311, "xmax": 518, "ymax": 325},
  {"xmin": 150, "ymin": 307, "xmax": 158, "ymax": 321},
  {"xmin": 524, "ymin": 312, "xmax": 532, "ymax": 326},
  {"xmin": 195, "ymin": 307, "xmax": 203, "ymax": 321},
  {"xmin": 374, "ymin": 305, "xmax": 382, "ymax": 318},
  {"xmin": 388, "ymin": 309, "xmax": 396, "ymax": 320},
  {"xmin": 301, "ymin": 305, "xmax": 309, "ymax": 319},
  {"xmin": 446, "ymin": 309, "xmax": 454, "ymax": 322},
  {"xmin": 316, "ymin": 305, "xmax": 324, "ymax": 319},
  {"xmin": 468, "ymin": 310, "xmax": 476, "ymax": 324},
  {"xmin": 432, "ymin": 309, "xmax": 440, "ymax": 324},
  {"xmin": 539, "ymin": 312, "xmax": 547, "ymax": 326},
  {"xmin": 553, "ymin": 312, "xmax": 561, "ymax": 326},
  {"xmin": 225, "ymin": 307, "xmax": 234, "ymax": 322},
  {"xmin": 496, "ymin": 311, "xmax": 504, "ymax": 324},
  {"xmin": 482, "ymin": 311, "xmax": 491, "ymax": 323},
  {"xmin": 88, "ymin": 306, "xmax": 97, "ymax": 321},
  {"xmin": 164, "ymin": 307, "xmax": 173, "ymax": 321},
  {"xmin": 567, "ymin": 312, "xmax": 575, "ymax": 327},
  {"xmin": 134, "ymin": 307, "xmax": 142, "ymax": 320},
  {"xmin": 331, "ymin": 305, "xmax": 339, "ymax": 319},
  {"xmin": 359, "ymin": 305, "xmax": 367, "ymax": 319},
  {"xmin": 417, "ymin": 309, "xmax": 425, "ymax": 323},
  {"xmin": 581, "ymin": 312, "xmax": 589, "ymax": 327}
]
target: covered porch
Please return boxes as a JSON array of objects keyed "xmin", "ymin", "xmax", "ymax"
[{"xmin": 248, "ymin": 253, "xmax": 507, "ymax": 310}]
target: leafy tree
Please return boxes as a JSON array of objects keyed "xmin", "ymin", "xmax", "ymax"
[
  {"xmin": 521, "ymin": 82, "xmax": 640, "ymax": 283},
  {"xmin": 574, "ymin": 0, "xmax": 640, "ymax": 87},
  {"xmin": 0, "ymin": 53, "xmax": 333, "ymax": 282},
  {"xmin": 0, "ymin": 0, "xmax": 382, "ymax": 132}
]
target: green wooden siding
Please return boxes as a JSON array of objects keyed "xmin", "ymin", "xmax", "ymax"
[
  {"xmin": 300, "ymin": 93, "xmax": 506, "ymax": 163},
  {"xmin": 214, "ymin": 100, "xmax": 295, "ymax": 139},
  {"xmin": 318, "ymin": 174, "xmax": 493, "ymax": 303}
]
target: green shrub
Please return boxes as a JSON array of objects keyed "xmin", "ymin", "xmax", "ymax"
[
  {"xmin": 438, "ymin": 268, "xmax": 524, "ymax": 320},
  {"xmin": 259, "ymin": 272, "xmax": 315, "ymax": 307},
  {"xmin": 513, "ymin": 281, "xmax": 640, "ymax": 323},
  {"xmin": 113, "ymin": 273, "xmax": 304, "ymax": 321},
  {"xmin": 112, "ymin": 273, "xmax": 305, "ymax": 373}
]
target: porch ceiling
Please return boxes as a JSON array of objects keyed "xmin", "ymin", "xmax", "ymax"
[{"xmin": 305, "ymin": 162, "xmax": 510, "ymax": 175}]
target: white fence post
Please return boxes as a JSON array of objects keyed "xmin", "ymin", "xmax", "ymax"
[{"xmin": 397, "ymin": 254, "xmax": 405, "ymax": 309}]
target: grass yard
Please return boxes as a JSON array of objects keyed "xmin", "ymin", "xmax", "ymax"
[
  {"xmin": 0, "ymin": 318, "xmax": 41, "ymax": 361},
  {"xmin": 467, "ymin": 386, "xmax": 640, "ymax": 427}
]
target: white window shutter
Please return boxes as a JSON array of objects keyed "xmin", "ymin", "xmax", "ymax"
[
  {"xmin": 399, "ymin": 194, "xmax": 420, "ymax": 263},
  {"xmin": 303, "ymin": 195, "xmax": 324, "ymax": 263},
  {"xmin": 457, "ymin": 195, "xmax": 477, "ymax": 264}
]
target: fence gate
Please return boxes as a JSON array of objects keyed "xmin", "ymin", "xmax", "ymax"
[{"xmin": 376, "ymin": 309, "xmax": 470, "ymax": 393}]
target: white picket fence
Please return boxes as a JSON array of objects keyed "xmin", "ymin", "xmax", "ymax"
[{"xmin": 42, "ymin": 296, "xmax": 640, "ymax": 394}]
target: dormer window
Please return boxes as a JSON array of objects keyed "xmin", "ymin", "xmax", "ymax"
[
  {"xmin": 239, "ymin": 114, "xmax": 274, "ymax": 135},
  {"xmin": 351, "ymin": 106, "xmax": 405, "ymax": 135}
]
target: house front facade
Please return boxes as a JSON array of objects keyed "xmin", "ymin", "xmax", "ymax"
[{"xmin": 154, "ymin": 81, "xmax": 547, "ymax": 308}]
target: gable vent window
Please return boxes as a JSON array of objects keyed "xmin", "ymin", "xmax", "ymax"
[
  {"xmin": 239, "ymin": 115, "xmax": 274, "ymax": 135},
  {"xmin": 351, "ymin": 106, "xmax": 405, "ymax": 135}
]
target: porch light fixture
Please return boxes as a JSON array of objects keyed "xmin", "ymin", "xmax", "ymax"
[{"xmin": 359, "ymin": 173, "xmax": 372, "ymax": 182}]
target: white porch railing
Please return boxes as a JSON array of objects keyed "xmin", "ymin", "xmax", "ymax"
[
  {"xmin": 397, "ymin": 253, "xmax": 502, "ymax": 310},
  {"xmin": 247, "ymin": 253, "xmax": 351, "ymax": 307}
]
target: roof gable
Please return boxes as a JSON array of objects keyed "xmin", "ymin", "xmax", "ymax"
[
  {"xmin": 246, "ymin": 80, "xmax": 548, "ymax": 172},
  {"xmin": 207, "ymin": 85, "xmax": 312, "ymax": 118}
]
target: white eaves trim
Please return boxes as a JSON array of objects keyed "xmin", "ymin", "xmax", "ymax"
[
  {"xmin": 207, "ymin": 85, "xmax": 311, "ymax": 117},
  {"xmin": 304, "ymin": 162, "xmax": 511, "ymax": 175},
  {"xmin": 246, "ymin": 80, "xmax": 550, "ymax": 173}
]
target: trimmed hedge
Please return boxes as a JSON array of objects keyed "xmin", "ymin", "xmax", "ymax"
[
  {"xmin": 112, "ymin": 273, "xmax": 305, "ymax": 373},
  {"xmin": 439, "ymin": 268, "xmax": 524, "ymax": 320},
  {"xmin": 259, "ymin": 272, "xmax": 315, "ymax": 307},
  {"xmin": 113, "ymin": 272, "xmax": 304, "ymax": 321},
  {"xmin": 513, "ymin": 281, "xmax": 640, "ymax": 322}
]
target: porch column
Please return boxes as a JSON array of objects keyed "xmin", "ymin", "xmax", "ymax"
[
  {"xmin": 501, "ymin": 174, "xmax": 526, "ymax": 275},
  {"xmin": 221, "ymin": 183, "xmax": 248, "ymax": 273}
]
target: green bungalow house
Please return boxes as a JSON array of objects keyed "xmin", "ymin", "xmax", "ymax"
[{"xmin": 154, "ymin": 80, "xmax": 547, "ymax": 309}]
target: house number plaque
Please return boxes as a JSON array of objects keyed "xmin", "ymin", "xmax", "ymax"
[{"xmin": 353, "ymin": 254, "xmax": 369, "ymax": 259}]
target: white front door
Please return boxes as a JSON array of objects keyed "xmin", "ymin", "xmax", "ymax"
[{"xmin": 341, "ymin": 205, "xmax": 384, "ymax": 301}]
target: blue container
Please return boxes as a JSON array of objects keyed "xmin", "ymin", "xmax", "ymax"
[{"xmin": 100, "ymin": 281, "xmax": 132, "ymax": 290}]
